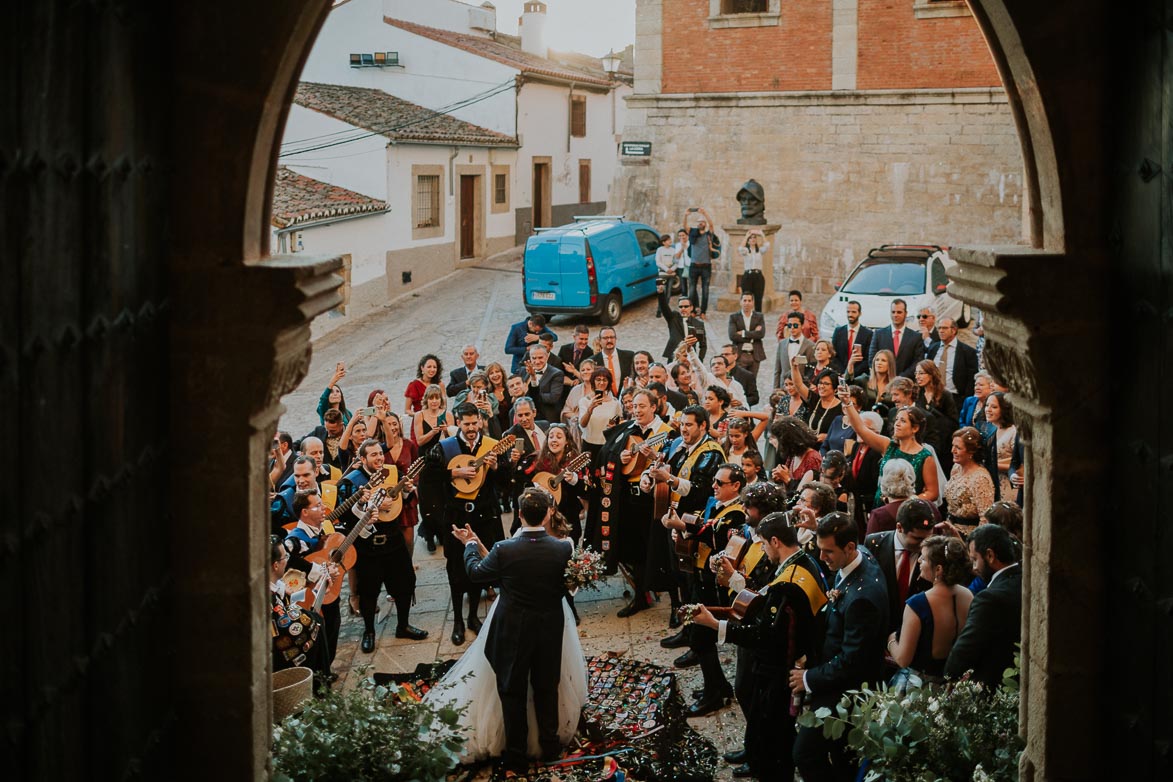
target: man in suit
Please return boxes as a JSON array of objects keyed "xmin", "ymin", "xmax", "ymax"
[
  {"xmin": 945, "ymin": 524, "xmax": 1022, "ymax": 688},
  {"xmin": 830, "ymin": 300, "xmax": 873, "ymax": 375},
  {"xmin": 915, "ymin": 306, "xmax": 942, "ymax": 352},
  {"xmin": 728, "ymin": 293, "xmax": 766, "ymax": 377},
  {"xmin": 864, "ymin": 498, "xmax": 935, "ymax": 632},
  {"xmin": 867, "ymin": 298, "xmax": 924, "ymax": 378},
  {"xmin": 719, "ymin": 344, "xmax": 760, "ymax": 408},
  {"xmin": 663, "ymin": 297, "xmax": 707, "ymax": 361},
  {"xmin": 455, "ymin": 487, "xmax": 572, "ymax": 772},
  {"xmin": 445, "ymin": 344, "xmax": 484, "ymax": 397},
  {"xmin": 595, "ymin": 326, "xmax": 635, "ymax": 395},
  {"xmin": 520, "ymin": 344, "xmax": 564, "ymax": 425},
  {"xmin": 504, "ymin": 314, "xmax": 557, "ymax": 374},
  {"xmin": 502, "ymin": 396, "xmax": 550, "ymax": 527},
  {"xmin": 774, "ymin": 310, "xmax": 817, "ymax": 390},
  {"xmin": 694, "ymin": 512, "xmax": 828, "ymax": 781},
  {"xmin": 791, "ymin": 512, "xmax": 889, "ymax": 782},
  {"xmin": 927, "ymin": 318, "xmax": 979, "ymax": 400},
  {"xmin": 557, "ymin": 324, "xmax": 595, "ymax": 381}
]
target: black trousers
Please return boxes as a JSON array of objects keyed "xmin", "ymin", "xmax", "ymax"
[
  {"xmin": 355, "ymin": 526, "xmax": 416, "ymax": 632},
  {"xmin": 493, "ymin": 614, "xmax": 564, "ymax": 766},
  {"xmin": 746, "ymin": 671, "xmax": 798, "ymax": 780},
  {"xmin": 740, "ymin": 269, "xmax": 765, "ymax": 312},
  {"xmin": 686, "ymin": 574, "xmax": 731, "ymax": 695},
  {"xmin": 794, "ymin": 705, "xmax": 858, "ymax": 782}
]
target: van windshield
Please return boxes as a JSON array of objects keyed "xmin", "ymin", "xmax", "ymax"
[{"xmin": 841, "ymin": 259, "xmax": 925, "ymax": 295}]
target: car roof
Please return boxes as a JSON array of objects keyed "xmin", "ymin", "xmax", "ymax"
[{"xmin": 864, "ymin": 244, "xmax": 949, "ymax": 262}]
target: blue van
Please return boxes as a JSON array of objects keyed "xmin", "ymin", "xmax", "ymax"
[{"xmin": 522, "ymin": 217, "xmax": 663, "ymax": 326}]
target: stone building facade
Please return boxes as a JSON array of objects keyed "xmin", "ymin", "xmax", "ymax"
[{"xmin": 613, "ymin": 0, "xmax": 1025, "ymax": 311}]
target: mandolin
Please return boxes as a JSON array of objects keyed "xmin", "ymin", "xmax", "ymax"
[
  {"xmin": 621, "ymin": 429, "xmax": 671, "ymax": 476},
  {"xmin": 376, "ymin": 457, "xmax": 426, "ymax": 521},
  {"xmin": 531, "ymin": 452, "xmax": 591, "ymax": 504},
  {"xmin": 301, "ymin": 486, "xmax": 388, "ymax": 606},
  {"xmin": 678, "ymin": 587, "xmax": 765, "ymax": 623},
  {"xmin": 448, "ymin": 434, "xmax": 517, "ymax": 496}
]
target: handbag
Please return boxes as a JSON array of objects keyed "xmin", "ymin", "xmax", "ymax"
[{"xmin": 708, "ymin": 234, "xmax": 722, "ymax": 261}]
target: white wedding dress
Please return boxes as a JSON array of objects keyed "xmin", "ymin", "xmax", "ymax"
[{"xmin": 424, "ymin": 537, "xmax": 589, "ymax": 764}]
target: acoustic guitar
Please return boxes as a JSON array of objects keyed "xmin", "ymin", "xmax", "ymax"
[
  {"xmin": 300, "ymin": 485, "xmax": 388, "ymax": 607},
  {"xmin": 448, "ymin": 434, "xmax": 517, "ymax": 495},
  {"xmin": 621, "ymin": 429, "xmax": 670, "ymax": 476},
  {"xmin": 678, "ymin": 587, "xmax": 765, "ymax": 624},
  {"xmin": 376, "ymin": 457, "xmax": 426, "ymax": 521},
  {"xmin": 531, "ymin": 452, "xmax": 591, "ymax": 504},
  {"xmin": 280, "ymin": 465, "xmax": 389, "ymax": 532}
]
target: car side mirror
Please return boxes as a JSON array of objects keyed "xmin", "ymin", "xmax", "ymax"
[
  {"xmin": 833, "ymin": 282, "xmax": 841, "ymax": 291},
  {"xmin": 934, "ymin": 283, "xmax": 948, "ymax": 294}
]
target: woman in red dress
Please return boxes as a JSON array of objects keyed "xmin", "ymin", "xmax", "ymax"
[{"xmin": 404, "ymin": 354, "xmax": 445, "ymax": 413}]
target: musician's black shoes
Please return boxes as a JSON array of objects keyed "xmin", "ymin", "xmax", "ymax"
[
  {"xmin": 360, "ymin": 630, "xmax": 376, "ymax": 653},
  {"xmin": 668, "ymin": 610, "xmax": 683, "ymax": 629},
  {"xmin": 723, "ymin": 748, "xmax": 748, "ymax": 764},
  {"xmin": 731, "ymin": 762, "xmax": 755, "ymax": 778},
  {"xmin": 451, "ymin": 620, "xmax": 466, "ymax": 646},
  {"xmin": 673, "ymin": 650, "xmax": 700, "ymax": 668},
  {"xmin": 395, "ymin": 624, "xmax": 428, "ymax": 640},
  {"xmin": 659, "ymin": 630, "xmax": 689, "ymax": 649},
  {"xmin": 616, "ymin": 599, "xmax": 648, "ymax": 618},
  {"xmin": 687, "ymin": 690, "xmax": 732, "ymax": 717},
  {"xmin": 467, "ymin": 614, "xmax": 484, "ymax": 634}
]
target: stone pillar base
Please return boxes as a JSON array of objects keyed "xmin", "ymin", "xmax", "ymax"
[{"xmin": 714, "ymin": 223, "xmax": 781, "ymax": 312}]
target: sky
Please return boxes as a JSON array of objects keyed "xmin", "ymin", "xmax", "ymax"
[{"xmin": 487, "ymin": 0, "xmax": 636, "ymax": 57}]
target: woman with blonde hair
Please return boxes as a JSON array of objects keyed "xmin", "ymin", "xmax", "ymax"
[
  {"xmin": 412, "ymin": 384, "xmax": 449, "ymax": 553},
  {"xmin": 854, "ymin": 348, "xmax": 897, "ymax": 410}
]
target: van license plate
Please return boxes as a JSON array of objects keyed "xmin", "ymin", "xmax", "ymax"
[{"xmin": 532, "ymin": 291, "xmax": 556, "ymax": 301}]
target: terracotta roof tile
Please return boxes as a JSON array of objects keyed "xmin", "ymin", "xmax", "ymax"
[
  {"xmin": 271, "ymin": 166, "xmax": 388, "ymax": 229},
  {"xmin": 385, "ymin": 17, "xmax": 617, "ymax": 87},
  {"xmin": 294, "ymin": 82, "xmax": 518, "ymax": 146}
]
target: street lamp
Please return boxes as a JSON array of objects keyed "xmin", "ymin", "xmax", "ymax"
[{"xmin": 601, "ymin": 49, "xmax": 621, "ymax": 75}]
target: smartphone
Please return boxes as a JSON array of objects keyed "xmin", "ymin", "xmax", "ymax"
[
  {"xmin": 795, "ymin": 355, "xmax": 808, "ymax": 367},
  {"xmin": 360, "ymin": 406, "xmax": 377, "ymax": 416},
  {"xmin": 687, "ymin": 207, "xmax": 699, "ymax": 213}
]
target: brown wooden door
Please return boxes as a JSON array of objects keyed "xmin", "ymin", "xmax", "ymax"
[
  {"xmin": 533, "ymin": 162, "xmax": 548, "ymax": 228},
  {"xmin": 460, "ymin": 175, "xmax": 475, "ymax": 258}
]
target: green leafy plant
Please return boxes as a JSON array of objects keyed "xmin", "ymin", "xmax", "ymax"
[
  {"xmin": 797, "ymin": 652, "xmax": 1024, "ymax": 781},
  {"xmin": 271, "ymin": 674, "xmax": 467, "ymax": 782}
]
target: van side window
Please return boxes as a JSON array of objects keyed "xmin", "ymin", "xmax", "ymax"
[
  {"xmin": 930, "ymin": 257, "xmax": 948, "ymax": 292},
  {"xmin": 634, "ymin": 229, "xmax": 661, "ymax": 256}
]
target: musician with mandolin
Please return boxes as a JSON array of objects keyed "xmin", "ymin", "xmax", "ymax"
[
  {"xmin": 686, "ymin": 512, "xmax": 828, "ymax": 780},
  {"xmin": 659, "ymin": 462, "xmax": 745, "ymax": 717},
  {"xmin": 337, "ymin": 439, "xmax": 429, "ymax": 653},
  {"xmin": 429, "ymin": 402, "xmax": 507, "ymax": 646},
  {"xmin": 597, "ymin": 389, "xmax": 676, "ymax": 619}
]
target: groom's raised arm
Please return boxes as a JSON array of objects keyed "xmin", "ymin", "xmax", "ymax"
[{"xmin": 464, "ymin": 539, "xmax": 503, "ymax": 584}]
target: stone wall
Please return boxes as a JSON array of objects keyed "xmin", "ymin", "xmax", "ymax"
[{"xmin": 612, "ymin": 88, "xmax": 1024, "ymax": 312}]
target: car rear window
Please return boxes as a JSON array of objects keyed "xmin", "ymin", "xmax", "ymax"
[{"xmin": 841, "ymin": 259, "xmax": 926, "ymax": 295}]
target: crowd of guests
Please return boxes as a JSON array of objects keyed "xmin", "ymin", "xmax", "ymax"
[{"xmin": 264, "ymin": 289, "xmax": 1024, "ymax": 781}]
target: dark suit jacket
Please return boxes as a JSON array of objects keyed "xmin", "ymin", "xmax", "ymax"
[
  {"xmin": 944, "ymin": 563, "xmax": 1022, "ymax": 688},
  {"xmin": 868, "ymin": 325, "xmax": 925, "ymax": 378},
  {"xmin": 464, "ymin": 529, "xmax": 571, "ymax": 678},
  {"xmin": 805, "ymin": 549, "xmax": 890, "ymax": 706},
  {"xmin": 730, "ymin": 364, "xmax": 759, "ymax": 407},
  {"xmin": 663, "ymin": 311, "xmax": 707, "ymax": 361},
  {"xmin": 522, "ymin": 366, "xmax": 565, "ymax": 423},
  {"xmin": 927, "ymin": 339, "xmax": 979, "ymax": 400},
  {"xmin": 504, "ymin": 321, "xmax": 558, "ymax": 374},
  {"xmin": 595, "ymin": 349, "xmax": 635, "ymax": 388},
  {"xmin": 830, "ymin": 324, "xmax": 873, "ymax": 374},
  {"xmin": 727, "ymin": 311, "xmax": 767, "ymax": 362},
  {"xmin": 557, "ymin": 343, "xmax": 595, "ymax": 370},
  {"xmin": 445, "ymin": 364, "xmax": 485, "ymax": 397},
  {"xmin": 864, "ymin": 530, "xmax": 932, "ymax": 632}
]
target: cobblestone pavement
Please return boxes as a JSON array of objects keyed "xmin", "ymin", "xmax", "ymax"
[{"xmin": 277, "ymin": 249, "xmax": 789, "ymax": 780}]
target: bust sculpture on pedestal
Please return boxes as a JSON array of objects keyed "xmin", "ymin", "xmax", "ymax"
[
  {"xmin": 717, "ymin": 179, "xmax": 779, "ymax": 312},
  {"xmin": 736, "ymin": 179, "xmax": 767, "ymax": 226}
]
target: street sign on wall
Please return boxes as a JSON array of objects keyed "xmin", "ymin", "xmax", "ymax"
[{"xmin": 621, "ymin": 141, "xmax": 652, "ymax": 157}]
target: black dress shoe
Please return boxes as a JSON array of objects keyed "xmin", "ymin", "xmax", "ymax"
[
  {"xmin": 451, "ymin": 622, "xmax": 466, "ymax": 646},
  {"xmin": 687, "ymin": 690, "xmax": 732, "ymax": 717},
  {"xmin": 668, "ymin": 610, "xmax": 683, "ymax": 629},
  {"xmin": 673, "ymin": 650, "xmax": 699, "ymax": 668},
  {"xmin": 360, "ymin": 630, "xmax": 376, "ymax": 653},
  {"xmin": 723, "ymin": 748, "xmax": 749, "ymax": 764},
  {"xmin": 616, "ymin": 599, "xmax": 648, "ymax": 618},
  {"xmin": 731, "ymin": 762, "xmax": 755, "ymax": 778},
  {"xmin": 467, "ymin": 615, "xmax": 483, "ymax": 633},
  {"xmin": 692, "ymin": 686, "xmax": 707, "ymax": 700},
  {"xmin": 395, "ymin": 624, "xmax": 428, "ymax": 640},
  {"xmin": 659, "ymin": 630, "xmax": 688, "ymax": 649},
  {"xmin": 426, "ymin": 538, "xmax": 437, "ymax": 553}
]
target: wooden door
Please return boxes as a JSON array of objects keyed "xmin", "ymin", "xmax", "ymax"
[
  {"xmin": 460, "ymin": 175, "xmax": 475, "ymax": 258},
  {"xmin": 533, "ymin": 162, "xmax": 549, "ymax": 229}
]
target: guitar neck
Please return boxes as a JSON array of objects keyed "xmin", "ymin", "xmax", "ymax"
[
  {"xmin": 327, "ymin": 488, "xmax": 365, "ymax": 522},
  {"xmin": 333, "ymin": 496, "xmax": 381, "ymax": 560}
]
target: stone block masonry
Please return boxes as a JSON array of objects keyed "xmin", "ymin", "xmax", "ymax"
[{"xmin": 611, "ymin": 88, "xmax": 1024, "ymax": 311}]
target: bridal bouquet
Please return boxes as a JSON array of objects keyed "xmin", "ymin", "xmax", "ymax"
[{"xmin": 565, "ymin": 546, "xmax": 607, "ymax": 593}]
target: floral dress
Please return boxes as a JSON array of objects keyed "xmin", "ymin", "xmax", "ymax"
[
  {"xmin": 995, "ymin": 426, "xmax": 1018, "ymax": 501},
  {"xmin": 943, "ymin": 465, "xmax": 996, "ymax": 526}
]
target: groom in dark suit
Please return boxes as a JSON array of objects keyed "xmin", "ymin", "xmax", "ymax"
[
  {"xmin": 455, "ymin": 488, "xmax": 572, "ymax": 772},
  {"xmin": 791, "ymin": 512, "xmax": 889, "ymax": 782}
]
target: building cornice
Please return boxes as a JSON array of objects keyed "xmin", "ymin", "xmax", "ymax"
[{"xmin": 626, "ymin": 87, "xmax": 1008, "ymax": 110}]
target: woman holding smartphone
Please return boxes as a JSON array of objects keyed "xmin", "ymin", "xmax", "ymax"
[{"xmin": 577, "ymin": 367, "xmax": 622, "ymax": 462}]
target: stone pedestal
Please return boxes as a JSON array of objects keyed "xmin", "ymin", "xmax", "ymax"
[{"xmin": 714, "ymin": 223, "xmax": 781, "ymax": 312}]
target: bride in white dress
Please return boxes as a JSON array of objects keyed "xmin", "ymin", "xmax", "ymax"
[{"xmin": 424, "ymin": 524, "xmax": 589, "ymax": 764}]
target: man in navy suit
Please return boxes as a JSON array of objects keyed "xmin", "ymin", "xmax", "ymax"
[
  {"xmin": 926, "ymin": 318, "xmax": 979, "ymax": 400},
  {"xmin": 504, "ymin": 314, "xmax": 557, "ymax": 374},
  {"xmin": 867, "ymin": 298, "xmax": 924, "ymax": 378},
  {"xmin": 445, "ymin": 344, "xmax": 485, "ymax": 397},
  {"xmin": 520, "ymin": 344, "xmax": 565, "ymax": 424},
  {"xmin": 945, "ymin": 524, "xmax": 1022, "ymax": 688},
  {"xmin": 864, "ymin": 498, "xmax": 935, "ymax": 632},
  {"xmin": 455, "ymin": 488, "xmax": 572, "ymax": 772},
  {"xmin": 791, "ymin": 512, "xmax": 889, "ymax": 782},
  {"xmin": 830, "ymin": 300, "xmax": 872, "ymax": 375}
]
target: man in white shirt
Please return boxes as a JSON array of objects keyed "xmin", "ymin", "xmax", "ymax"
[
  {"xmin": 774, "ymin": 310, "xmax": 817, "ymax": 389},
  {"xmin": 927, "ymin": 317, "xmax": 979, "ymax": 400}
]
